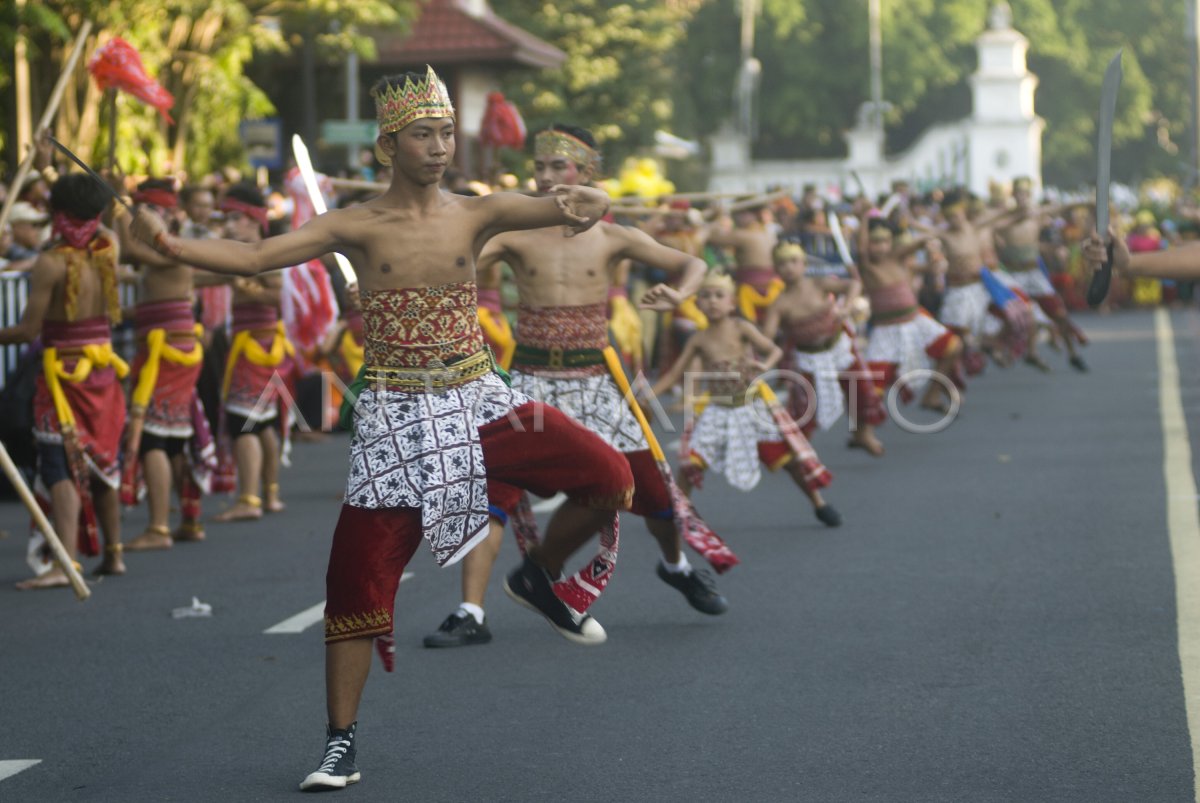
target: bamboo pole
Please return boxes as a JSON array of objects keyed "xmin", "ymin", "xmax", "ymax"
[
  {"xmin": 0, "ymin": 442, "xmax": 90, "ymax": 599},
  {"xmin": 729, "ymin": 190, "xmax": 790, "ymax": 212},
  {"xmin": 327, "ymin": 176, "xmax": 388, "ymax": 193},
  {"xmin": 612, "ymin": 190, "xmax": 755, "ymax": 205},
  {"xmin": 0, "ymin": 20, "xmax": 94, "ymax": 234}
]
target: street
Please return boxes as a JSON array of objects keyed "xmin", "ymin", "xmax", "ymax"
[{"xmin": 1, "ymin": 308, "xmax": 1196, "ymax": 802}]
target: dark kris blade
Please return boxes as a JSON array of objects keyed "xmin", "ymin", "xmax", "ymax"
[
  {"xmin": 1087, "ymin": 50, "xmax": 1123, "ymax": 308},
  {"xmin": 47, "ymin": 136, "xmax": 131, "ymax": 211}
]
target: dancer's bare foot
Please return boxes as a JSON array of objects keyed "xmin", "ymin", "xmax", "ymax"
[
  {"xmin": 847, "ymin": 431, "xmax": 885, "ymax": 457},
  {"xmin": 93, "ymin": 545, "xmax": 126, "ymax": 576},
  {"xmin": 125, "ymin": 526, "xmax": 173, "ymax": 552},
  {"xmin": 172, "ymin": 521, "xmax": 207, "ymax": 542},
  {"xmin": 15, "ymin": 567, "xmax": 72, "ymax": 590},
  {"xmin": 265, "ymin": 484, "xmax": 285, "ymax": 513},
  {"xmin": 919, "ymin": 388, "xmax": 952, "ymax": 414},
  {"xmin": 214, "ymin": 495, "xmax": 263, "ymax": 522}
]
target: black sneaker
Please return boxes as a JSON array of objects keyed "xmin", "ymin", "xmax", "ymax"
[
  {"xmin": 1069, "ymin": 355, "xmax": 1088, "ymax": 373},
  {"xmin": 815, "ymin": 505, "xmax": 842, "ymax": 528},
  {"xmin": 299, "ymin": 723, "xmax": 360, "ymax": 791},
  {"xmin": 503, "ymin": 556, "xmax": 606, "ymax": 645},
  {"xmin": 656, "ymin": 564, "xmax": 729, "ymax": 615},
  {"xmin": 422, "ymin": 611, "xmax": 493, "ymax": 648}
]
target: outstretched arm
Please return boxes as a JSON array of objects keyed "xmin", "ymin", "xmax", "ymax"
[
  {"xmin": 1083, "ymin": 228, "xmax": 1200, "ymax": 281},
  {"xmin": 474, "ymin": 186, "xmax": 609, "ymax": 252},
  {"xmin": 132, "ymin": 207, "xmax": 343, "ymax": 276},
  {"xmin": 649, "ymin": 337, "xmax": 701, "ymax": 399},
  {"xmin": 612, "ymin": 226, "xmax": 707, "ymax": 309}
]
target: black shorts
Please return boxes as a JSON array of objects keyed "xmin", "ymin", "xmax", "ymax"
[
  {"xmin": 37, "ymin": 441, "xmax": 71, "ymax": 487},
  {"xmin": 225, "ymin": 411, "xmax": 278, "ymax": 437},
  {"xmin": 139, "ymin": 432, "xmax": 187, "ymax": 458}
]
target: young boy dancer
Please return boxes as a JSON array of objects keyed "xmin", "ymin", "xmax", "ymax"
[{"xmin": 648, "ymin": 271, "xmax": 841, "ymax": 527}]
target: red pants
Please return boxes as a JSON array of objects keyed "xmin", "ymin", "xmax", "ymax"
[{"xmin": 324, "ymin": 401, "xmax": 634, "ymax": 642}]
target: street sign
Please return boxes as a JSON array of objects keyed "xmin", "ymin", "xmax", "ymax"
[
  {"xmin": 320, "ymin": 120, "xmax": 378, "ymax": 146},
  {"xmin": 240, "ymin": 118, "xmax": 283, "ymax": 170}
]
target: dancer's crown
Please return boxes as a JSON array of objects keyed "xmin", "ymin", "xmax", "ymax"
[{"xmin": 373, "ymin": 66, "xmax": 455, "ymax": 135}]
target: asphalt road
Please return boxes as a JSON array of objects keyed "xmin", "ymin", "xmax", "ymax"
[{"xmin": 0, "ymin": 308, "xmax": 1196, "ymax": 802}]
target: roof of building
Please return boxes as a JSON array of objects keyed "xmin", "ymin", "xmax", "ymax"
[{"xmin": 373, "ymin": 0, "xmax": 565, "ymax": 70}]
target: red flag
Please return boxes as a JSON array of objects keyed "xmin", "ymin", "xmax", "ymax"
[
  {"xmin": 88, "ymin": 37, "xmax": 175, "ymax": 123},
  {"xmin": 480, "ymin": 92, "xmax": 526, "ymax": 150},
  {"xmin": 281, "ymin": 167, "xmax": 340, "ymax": 354}
]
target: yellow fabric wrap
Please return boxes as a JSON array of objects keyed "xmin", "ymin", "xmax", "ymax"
[
  {"xmin": 608, "ymin": 295, "xmax": 643, "ymax": 367},
  {"xmin": 602, "ymin": 346, "xmax": 665, "ymax": 462},
  {"xmin": 689, "ymin": 381, "xmax": 766, "ymax": 416},
  {"xmin": 222, "ymin": 321, "xmax": 295, "ymax": 399},
  {"xmin": 339, "ymin": 329, "xmax": 365, "ymax": 379},
  {"xmin": 477, "ymin": 307, "xmax": 515, "ymax": 370},
  {"xmin": 675, "ymin": 296, "xmax": 709, "ymax": 330},
  {"xmin": 737, "ymin": 277, "xmax": 785, "ymax": 320},
  {"xmin": 131, "ymin": 325, "xmax": 204, "ymax": 410},
  {"xmin": 43, "ymin": 343, "xmax": 131, "ymax": 430}
]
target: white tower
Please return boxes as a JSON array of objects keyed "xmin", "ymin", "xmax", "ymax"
[{"xmin": 966, "ymin": 2, "xmax": 1044, "ymax": 196}]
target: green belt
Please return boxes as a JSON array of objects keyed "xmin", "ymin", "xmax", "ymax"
[
  {"xmin": 512, "ymin": 343, "xmax": 607, "ymax": 369},
  {"xmin": 871, "ymin": 305, "xmax": 918, "ymax": 324}
]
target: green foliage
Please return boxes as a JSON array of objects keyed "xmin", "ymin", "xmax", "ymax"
[
  {"xmin": 489, "ymin": 0, "xmax": 695, "ymax": 168},
  {"xmin": 3, "ymin": 0, "xmax": 415, "ymax": 177},
  {"xmin": 676, "ymin": 0, "xmax": 1188, "ymax": 185}
]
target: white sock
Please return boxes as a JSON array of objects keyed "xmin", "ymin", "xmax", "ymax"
[
  {"xmin": 457, "ymin": 602, "xmax": 485, "ymax": 625},
  {"xmin": 660, "ymin": 554, "xmax": 692, "ymax": 575}
]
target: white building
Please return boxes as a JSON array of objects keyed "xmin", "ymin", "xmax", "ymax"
[{"xmin": 708, "ymin": 3, "xmax": 1044, "ymax": 200}]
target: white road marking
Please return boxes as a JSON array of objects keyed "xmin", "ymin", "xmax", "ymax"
[
  {"xmin": 264, "ymin": 573, "xmax": 413, "ymax": 634},
  {"xmin": 1156, "ymin": 308, "xmax": 1200, "ymax": 803},
  {"xmin": 0, "ymin": 760, "xmax": 40, "ymax": 783},
  {"xmin": 530, "ymin": 493, "xmax": 566, "ymax": 513}
]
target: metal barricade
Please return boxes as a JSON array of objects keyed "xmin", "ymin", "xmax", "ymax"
[{"xmin": 0, "ymin": 273, "xmax": 140, "ymax": 391}]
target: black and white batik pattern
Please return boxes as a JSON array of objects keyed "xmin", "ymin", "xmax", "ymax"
[
  {"xmin": 864, "ymin": 314, "xmax": 951, "ymax": 392},
  {"xmin": 690, "ymin": 399, "xmax": 780, "ymax": 492},
  {"xmin": 940, "ymin": 282, "xmax": 1002, "ymax": 342},
  {"xmin": 994, "ymin": 270, "xmax": 1053, "ymax": 325},
  {"xmin": 791, "ymin": 334, "xmax": 855, "ymax": 432},
  {"xmin": 510, "ymin": 370, "xmax": 648, "ymax": 453},
  {"xmin": 344, "ymin": 372, "xmax": 530, "ymax": 566}
]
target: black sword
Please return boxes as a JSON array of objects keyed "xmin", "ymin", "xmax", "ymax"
[{"xmin": 46, "ymin": 135, "xmax": 132, "ymax": 211}]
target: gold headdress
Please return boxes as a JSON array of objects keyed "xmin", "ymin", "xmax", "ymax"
[
  {"xmin": 772, "ymin": 242, "xmax": 805, "ymax": 263},
  {"xmin": 699, "ymin": 269, "xmax": 735, "ymax": 292},
  {"xmin": 535, "ymin": 128, "xmax": 600, "ymax": 172},
  {"xmin": 372, "ymin": 66, "xmax": 455, "ymax": 136}
]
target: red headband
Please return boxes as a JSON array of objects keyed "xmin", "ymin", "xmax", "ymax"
[
  {"xmin": 133, "ymin": 188, "xmax": 178, "ymax": 208},
  {"xmin": 220, "ymin": 197, "xmax": 268, "ymax": 233}
]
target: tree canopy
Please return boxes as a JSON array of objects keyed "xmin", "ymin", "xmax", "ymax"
[{"xmin": 2, "ymin": 0, "xmax": 1195, "ymax": 186}]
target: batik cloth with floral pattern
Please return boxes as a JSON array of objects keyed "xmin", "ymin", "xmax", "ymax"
[{"xmin": 343, "ymin": 282, "xmax": 532, "ymax": 566}]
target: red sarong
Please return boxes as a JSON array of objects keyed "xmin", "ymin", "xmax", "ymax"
[{"xmin": 33, "ymin": 317, "xmax": 127, "ymax": 555}]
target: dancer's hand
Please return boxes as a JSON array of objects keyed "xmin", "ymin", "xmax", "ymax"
[
  {"xmin": 551, "ymin": 185, "xmax": 609, "ymax": 236},
  {"xmin": 638, "ymin": 283, "xmax": 683, "ymax": 311},
  {"xmin": 1082, "ymin": 226, "xmax": 1129, "ymax": 274},
  {"xmin": 131, "ymin": 207, "xmax": 180, "ymax": 258}
]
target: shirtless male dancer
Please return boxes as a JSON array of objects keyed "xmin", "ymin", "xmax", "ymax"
[
  {"xmin": 7, "ymin": 175, "xmax": 127, "ymax": 587},
  {"xmin": 422, "ymin": 124, "xmax": 720, "ymax": 650},
  {"xmin": 707, "ymin": 204, "xmax": 781, "ymax": 322},
  {"xmin": 132, "ymin": 67, "xmax": 633, "ymax": 792},
  {"xmin": 993, "ymin": 177, "xmax": 1088, "ymax": 372},
  {"xmin": 761, "ymin": 242, "xmax": 886, "ymax": 455},
  {"xmin": 917, "ymin": 190, "xmax": 1018, "ymax": 371},
  {"xmin": 115, "ymin": 179, "xmax": 213, "ymax": 548}
]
